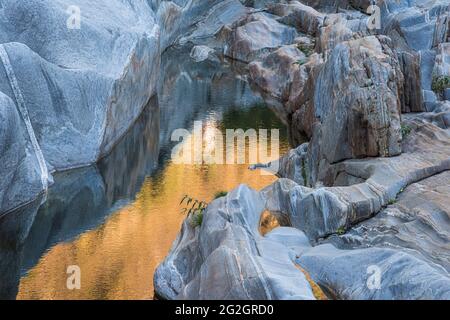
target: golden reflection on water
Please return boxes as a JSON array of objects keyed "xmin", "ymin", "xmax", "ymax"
[{"xmin": 17, "ymin": 108, "xmax": 289, "ymax": 300}]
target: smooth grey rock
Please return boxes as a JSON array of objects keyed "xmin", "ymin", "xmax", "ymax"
[
  {"xmin": 223, "ymin": 12, "xmax": 298, "ymax": 62},
  {"xmin": 154, "ymin": 185, "xmax": 316, "ymax": 300},
  {"xmin": 266, "ymin": 115, "xmax": 450, "ymax": 240},
  {"xmin": 300, "ymin": 36, "xmax": 403, "ymax": 181},
  {"xmin": 434, "ymin": 43, "xmax": 450, "ymax": 78},
  {"xmin": 190, "ymin": 45, "xmax": 215, "ymax": 62},
  {"xmin": 331, "ymin": 171, "xmax": 450, "ymax": 273},
  {"xmin": 0, "ymin": 0, "xmax": 160, "ymax": 215},
  {"xmin": 420, "ymin": 50, "xmax": 437, "ymax": 91},
  {"xmin": 0, "ymin": 91, "xmax": 43, "ymax": 215},
  {"xmin": 297, "ymin": 244, "xmax": 450, "ymax": 300},
  {"xmin": 275, "ymin": 143, "xmax": 309, "ymax": 186},
  {"xmin": 423, "ymin": 89, "xmax": 439, "ymax": 111},
  {"xmin": 268, "ymin": 1, "xmax": 325, "ymax": 36},
  {"xmin": 159, "ymin": 0, "xmax": 248, "ymax": 50}
]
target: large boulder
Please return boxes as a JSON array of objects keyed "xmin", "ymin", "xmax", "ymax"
[
  {"xmin": 223, "ymin": 12, "xmax": 298, "ymax": 62},
  {"xmin": 0, "ymin": 0, "xmax": 161, "ymax": 214},
  {"xmin": 162, "ymin": 0, "xmax": 249, "ymax": 49},
  {"xmin": 291, "ymin": 36, "xmax": 404, "ymax": 185},
  {"xmin": 267, "ymin": 1, "xmax": 325, "ymax": 36},
  {"xmin": 248, "ymin": 44, "xmax": 321, "ymax": 104},
  {"xmin": 0, "ymin": 92, "xmax": 44, "ymax": 215}
]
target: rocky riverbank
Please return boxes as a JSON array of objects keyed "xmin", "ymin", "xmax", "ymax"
[
  {"xmin": 155, "ymin": 0, "xmax": 450, "ymax": 300},
  {"xmin": 0, "ymin": 0, "xmax": 449, "ymax": 300}
]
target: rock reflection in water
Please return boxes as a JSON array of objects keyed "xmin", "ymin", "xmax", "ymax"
[
  {"xmin": 0, "ymin": 97, "xmax": 159, "ymax": 300},
  {"xmin": 7, "ymin": 49, "xmax": 289, "ymax": 300}
]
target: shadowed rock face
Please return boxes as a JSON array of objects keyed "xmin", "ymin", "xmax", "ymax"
[
  {"xmin": 0, "ymin": 92, "xmax": 43, "ymax": 216},
  {"xmin": 0, "ymin": 0, "xmax": 160, "ymax": 215},
  {"xmin": 0, "ymin": 198, "xmax": 42, "ymax": 300},
  {"xmin": 0, "ymin": 0, "xmax": 249, "ymax": 215},
  {"xmin": 305, "ymin": 36, "xmax": 403, "ymax": 183},
  {"xmin": 0, "ymin": 97, "xmax": 160, "ymax": 300}
]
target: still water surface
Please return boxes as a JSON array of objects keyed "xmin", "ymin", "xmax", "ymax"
[{"xmin": 0, "ymin": 49, "xmax": 289, "ymax": 299}]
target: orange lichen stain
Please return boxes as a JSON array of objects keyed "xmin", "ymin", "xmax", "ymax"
[
  {"xmin": 295, "ymin": 264, "xmax": 328, "ymax": 300},
  {"xmin": 259, "ymin": 210, "xmax": 281, "ymax": 236}
]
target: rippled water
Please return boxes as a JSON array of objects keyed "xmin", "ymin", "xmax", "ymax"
[{"xmin": 0, "ymin": 48, "xmax": 289, "ymax": 299}]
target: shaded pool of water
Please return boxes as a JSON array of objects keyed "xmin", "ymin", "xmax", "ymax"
[{"xmin": 0, "ymin": 48, "xmax": 289, "ymax": 299}]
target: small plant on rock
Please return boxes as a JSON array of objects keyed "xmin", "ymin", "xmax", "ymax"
[
  {"xmin": 214, "ymin": 191, "xmax": 228, "ymax": 199},
  {"xmin": 297, "ymin": 43, "xmax": 314, "ymax": 57},
  {"xmin": 431, "ymin": 75, "xmax": 450, "ymax": 94},
  {"xmin": 400, "ymin": 124, "xmax": 412, "ymax": 139},
  {"xmin": 180, "ymin": 195, "xmax": 208, "ymax": 228},
  {"xmin": 336, "ymin": 227, "xmax": 346, "ymax": 235},
  {"xmin": 294, "ymin": 58, "xmax": 308, "ymax": 66}
]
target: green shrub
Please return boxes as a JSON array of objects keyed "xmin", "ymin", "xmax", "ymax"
[
  {"xmin": 180, "ymin": 195, "xmax": 208, "ymax": 228},
  {"xmin": 336, "ymin": 227, "xmax": 346, "ymax": 235},
  {"xmin": 431, "ymin": 75, "xmax": 450, "ymax": 93},
  {"xmin": 214, "ymin": 191, "xmax": 228, "ymax": 199},
  {"xmin": 297, "ymin": 43, "xmax": 314, "ymax": 57},
  {"xmin": 294, "ymin": 59, "xmax": 308, "ymax": 66},
  {"xmin": 400, "ymin": 124, "xmax": 412, "ymax": 139},
  {"xmin": 191, "ymin": 212, "xmax": 203, "ymax": 228}
]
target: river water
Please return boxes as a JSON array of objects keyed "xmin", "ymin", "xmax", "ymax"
[{"xmin": 0, "ymin": 47, "xmax": 289, "ymax": 299}]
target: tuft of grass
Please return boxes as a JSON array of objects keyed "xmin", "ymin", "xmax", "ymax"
[
  {"xmin": 190, "ymin": 212, "xmax": 203, "ymax": 228},
  {"xmin": 336, "ymin": 227, "xmax": 346, "ymax": 235},
  {"xmin": 431, "ymin": 75, "xmax": 450, "ymax": 93},
  {"xmin": 214, "ymin": 191, "xmax": 228, "ymax": 199},
  {"xmin": 180, "ymin": 195, "xmax": 208, "ymax": 228},
  {"xmin": 400, "ymin": 124, "xmax": 412, "ymax": 139},
  {"xmin": 294, "ymin": 58, "xmax": 308, "ymax": 66}
]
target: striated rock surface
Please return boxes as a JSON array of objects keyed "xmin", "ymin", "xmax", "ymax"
[
  {"xmin": 0, "ymin": 0, "xmax": 161, "ymax": 214},
  {"xmin": 293, "ymin": 35, "xmax": 404, "ymax": 184},
  {"xmin": 154, "ymin": 185, "xmax": 316, "ymax": 300},
  {"xmin": 0, "ymin": 0, "xmax": 250, "ymax": 215},
  {"xmin": 0, "ymin": 92, "xmax": 43, "ymax": 216},
  {"xmin": 223, "ymin": 12, "xmax": 298, "ymax": 62}
]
